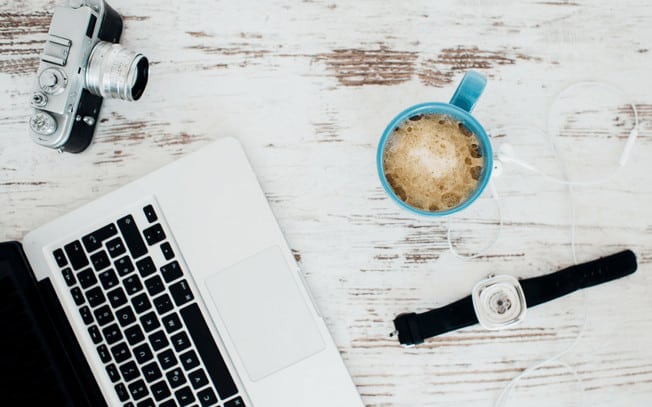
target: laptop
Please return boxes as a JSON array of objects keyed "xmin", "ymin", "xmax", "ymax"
[{"xmin": 1, "ymin": 137, "xmax": 363, "ymax": 407}]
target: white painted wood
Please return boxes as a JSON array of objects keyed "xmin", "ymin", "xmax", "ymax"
[{"xmin": 1, "ymin": 0, "xmax": 652, "ymax": 405}]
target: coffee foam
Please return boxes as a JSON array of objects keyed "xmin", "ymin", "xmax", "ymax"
[{"xmin": 382, "ymin": 114, "xmax": 484, "ymax": 212}]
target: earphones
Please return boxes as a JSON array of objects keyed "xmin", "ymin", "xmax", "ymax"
[
  {"xmin": 494, "ymin": 124, "xmax": 640, "ymax": 186},
  {"xmin": 443, "ymin": 80, "xmax": 645, "ymax": 406},
  {"xmin": 493, "ymin": 81, "xmax": 642, "ymax": 187},
  {"xmin": 490, "ymin": 83, "xmax": 644, "ymax": 406}
]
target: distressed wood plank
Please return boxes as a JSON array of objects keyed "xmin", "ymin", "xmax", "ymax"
[{"xmin": 1, "ymin": 0, "xmax": 652, "ymax": 406}]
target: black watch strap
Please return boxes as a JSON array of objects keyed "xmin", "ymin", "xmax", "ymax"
[{"xmin": 393, "ymin": 250, "xmax": 637, "ymax": 346}]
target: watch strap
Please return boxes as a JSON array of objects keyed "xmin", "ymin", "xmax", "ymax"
[
  {"xmin": 393, "ymin": 296, "xmax": 476, "ymax": 346},
  {"xmin": 394, "ymin": 250, "xmax": 637, "ymax": 346},
  {"xmin": 520, "ymin": 249, "xmax": 637, "ymax": 307}
]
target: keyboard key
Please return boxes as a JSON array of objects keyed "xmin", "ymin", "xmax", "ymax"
[
  {"xmin": 77, "ymin": 268, "xmax": 97, "ymax": 289},
  {"xmin": 106, "ymin": 363, "xmax": 120, "ymax": 383},
  {"xmin": 79, "ymin": 305, "xmax": 93, "ymax": 325},
  {"xmin": 83, "ymin": 223, "xmax": 118, "ymax": 253},
  {"xmin": 148, "ymin": 330, "xmax": 169, "ymax": 351},
  {"xmin": 99, "ymin": 268, "xmax": 119, "ymax": 290},
  {"xmin": 125, "ymin": 403, "xmax": 134, "ymax": 407},
  {"xmin": 94, "ymin": 304, "xmax": 115, "ymax": 326},
  {"xmin": 125, "ymin": 325, "xmax": 145, "ymax": 345},
  {"xmin": 162, "ymin": 313, "xmax": 182, "ymax": 334},
  {"xmin": 115, "ymin": 255, "xmax": 135, "ymax": 276},
  {"xmin": 133, "ymin": 342, "xmax": 154, "ymax": 364},
  {"xmin": 151, "ymin": 380, "xmax": 171, "ymax": 401},
  {"xmin": 144, "ymin": 275, "xmax": 164, "ymax": 296},
  {"xmin": 157, "ymin": 349, "xmax": 177, "ymax": 370},
  {"xmin": 181, "ymin": 303, "xmax": 238, "ymax": 400},
  {"xmin": 188, "ymin": 369, "xmax": 209, "ymax": 389},
  {"xmin": 64, "ymin": 240, "xmax": 89, "ymax": 270},
  {"xmin": 169, "ymin": 280, "xmax": 194, "ymax": 306},
  {"xmin": 160, "ymin": 242, "xmax": 174, "ymax": 260},
  {"xmin": 160, "ymin": 261, "xmax": 182, "ymax": 283},
  {"xmin": 198, "ymin": 388, "xmax": 219, "ymax": 407},
  {"xmin": 90, "ymin": 250, "xmax": 111, "ymax": 271},
  {"xmin": 53, "ymin": 248, "xmax": 68, "ymax": 267},
  {"xmin": 128, "ymin": 379, "xmax": 149, "ymax": 401},
  {"xmin": 115, "ymin": 382, "xmax": 130, "ymax": 401},
  {"xmin": 137, "ymin": 398, "xmax": 155, "ymax": 407},
  {"xmin": 160, "ymin": 400, "xmax": 176, "ymax": 407},
  {"xmin": 166, "ymin": 367, "xmax": 186, "ymax": 389},
  {"xmin": 116, "ymin": 306, "xmax": 137, "ymax": 327},
  {"xmin": 120, "ymin": 360, "xmax": 140, "ymax": 382},
  {"xmin": 85, "ymin": 286, "xmax": 106, "ymax": 308},
  {"xmin": 143, "ymin": 205, "xmax": 158, "ymax": 223},
  {"xmin": 111, "ymin": 342, "xmax": 132, "ymax": 364},
  {"xmin": 107, "ymin": 286, "xmax": 128, "ymax": 308},
  {"xmin": 97, "ymin": 344, "xmax": 111, "ymax": 363},
  {"xmin": 88, "ymin": 325, "xmax": 102, "ymax": 344},
  {"xmin": 61, "ymin": 267, "xmax": 75, "ymax": 286},
  {"xmin": 142, "ymin": 361, "xmax": 162, "ymax": 383},
  {"xmin": 106, "ymin": 237, "xmax": 127, "ymax": 258},
  {"xmin": 70, "ymin": 287, "xmax": 85, "ymax": 305},
  {"xmin": 137, "ymin": 257, "xmax": 156, "ymax": 278},
  {"xmin": 124, "ymin": 274, "xmax": 143, "ymax": 295},
  {"xmin": 102, "ymin": 323, "xmax": 123, "ymax": 345},
  {"xmin": 143, "ymin": 224, "xmax": 166, "ymax": 246},
  {"xmin": 174, "ymin": 386, "xmax": 195, "ymax": 406},
  {"xmin": 154, "ymin": 294, "xmax": 174, "ymax": 315},
  {"xmin": 132, "ymin": 292, "xmax": 152, "ymax": 314},
  {"xmin": 140, "ymin": 311, "xmax": 161, "ymax": 333},
  {"xmin": 171, "ymin": 331, "xmax": 191, "ymax": 352},
  {"xmin": 118, "ymin": 215, "xmax": 148, "ymax": 259},
  {"xmin": 179, "ymin": 350, "xmax": 200, "ymax": 371},
  {"xmin": 225, "ymin": 396, "xmax": 245, "ymax": 407}
]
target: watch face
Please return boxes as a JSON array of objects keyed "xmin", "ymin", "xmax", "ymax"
[{"xmin": 472, "ymin": 275, "xmax": 527, "ymax": 330}]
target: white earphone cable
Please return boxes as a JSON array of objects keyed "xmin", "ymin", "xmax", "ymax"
[
  {"xmin": 445, "ymin": 81, "xmax": 642, "ymax": 406},
  {"xmin": 446, "ymin": 180, "xmax": 503, "ymax": 260}
]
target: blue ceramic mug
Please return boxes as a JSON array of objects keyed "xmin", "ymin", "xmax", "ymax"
[{"xmin": 376, "ymin": 71, "xmax": 492, "ymax": 216}]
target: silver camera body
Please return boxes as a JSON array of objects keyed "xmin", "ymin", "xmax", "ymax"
[{"xmin": 29, "ymin": 0, "xmax": 149, "ymax": 153}]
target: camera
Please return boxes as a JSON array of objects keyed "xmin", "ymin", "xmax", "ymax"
[{"xmin": 28, "ymin": 0, "xmax": 149, "ymax": 153}]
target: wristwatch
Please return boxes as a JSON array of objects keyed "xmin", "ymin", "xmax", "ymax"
[{"xmin": 392, "ymin": 250, "xmax": 637, "ymax": 346}]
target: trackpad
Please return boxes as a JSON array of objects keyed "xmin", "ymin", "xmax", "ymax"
[{"xmin": 205, "ymin": 246, "xmax": 325, "ymax": 382}]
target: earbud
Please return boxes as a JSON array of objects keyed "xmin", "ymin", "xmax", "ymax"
[
  {"xmin": 619, "ymin": 127, "xmax": 639, "ymax": 166},
  {"xmin": 495, "ymin": 143, "xmax": 537, "ymax": 172}
]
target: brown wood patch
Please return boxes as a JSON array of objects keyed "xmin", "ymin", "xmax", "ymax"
[
  {"xmin": 419, "ymin": 46, "xmax": 542, "ymax": 87},
  {"xmin": 186, "ymin": 31, "xmax": 214, "ymax": 38},
  {"xmin": 314, "ymin": 47, "xmax": 418, "ymax": 87},
  {"xmin": 0, "ymin": 12, "xmax": 50, "ymax": 75}
]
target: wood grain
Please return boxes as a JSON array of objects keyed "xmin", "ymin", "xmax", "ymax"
[{"xmin": 2, "ymin": 0, "xmax": 652, "ymax": 406}]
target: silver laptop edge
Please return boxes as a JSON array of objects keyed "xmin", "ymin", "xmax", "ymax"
[{"xmin": 23, "ymin": 137, "xmax": 363, "ymax": 406}]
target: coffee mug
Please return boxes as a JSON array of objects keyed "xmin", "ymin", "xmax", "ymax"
[{"xmin": 376, "ymin": 70, "xmax": 492, "ymax": 216}]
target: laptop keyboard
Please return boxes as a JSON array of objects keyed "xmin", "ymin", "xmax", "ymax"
[{"xmin": 52, "ymin": 203, "xmax": 245, "ymax": 407}]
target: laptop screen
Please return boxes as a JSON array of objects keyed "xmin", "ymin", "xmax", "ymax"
[
  {"xmin": 0, "ymin": 258, "xmax": 72, "ymax": 404},
  {"xmin": 0, "ymin": 243, "xmax": 105, "ymax": 406}
]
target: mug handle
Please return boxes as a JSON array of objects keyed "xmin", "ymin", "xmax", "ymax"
[{"xmin": 449, "ymin": 71, "xmax": 487, "ymax": 113}]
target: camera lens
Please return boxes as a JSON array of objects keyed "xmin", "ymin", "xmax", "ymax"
[{"xmin": 86, "ymin": 41, "xmax": 149, "ymax": 101}]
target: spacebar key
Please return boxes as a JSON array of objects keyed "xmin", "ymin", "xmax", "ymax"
[
  {"xmin": 180, "ymin": 303, "xmax": 238, "ymax": 400},
  {"xmin": 117, "ymin": 215, "xmax": 147, "ymax": 259}
]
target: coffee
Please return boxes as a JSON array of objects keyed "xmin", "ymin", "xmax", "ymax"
[{"xmin": 382, "ymin": 113, "xmax": 484, "ymax": 212}]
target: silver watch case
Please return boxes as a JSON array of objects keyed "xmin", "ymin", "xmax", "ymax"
[{"xmin": 471, "ymin": 274, "xmax": 527, "ymax": 330}]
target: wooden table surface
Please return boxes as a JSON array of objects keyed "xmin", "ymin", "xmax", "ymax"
[{"xmin": 2, "ymin": 0, "xmax": 652, "ymax": 406}]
